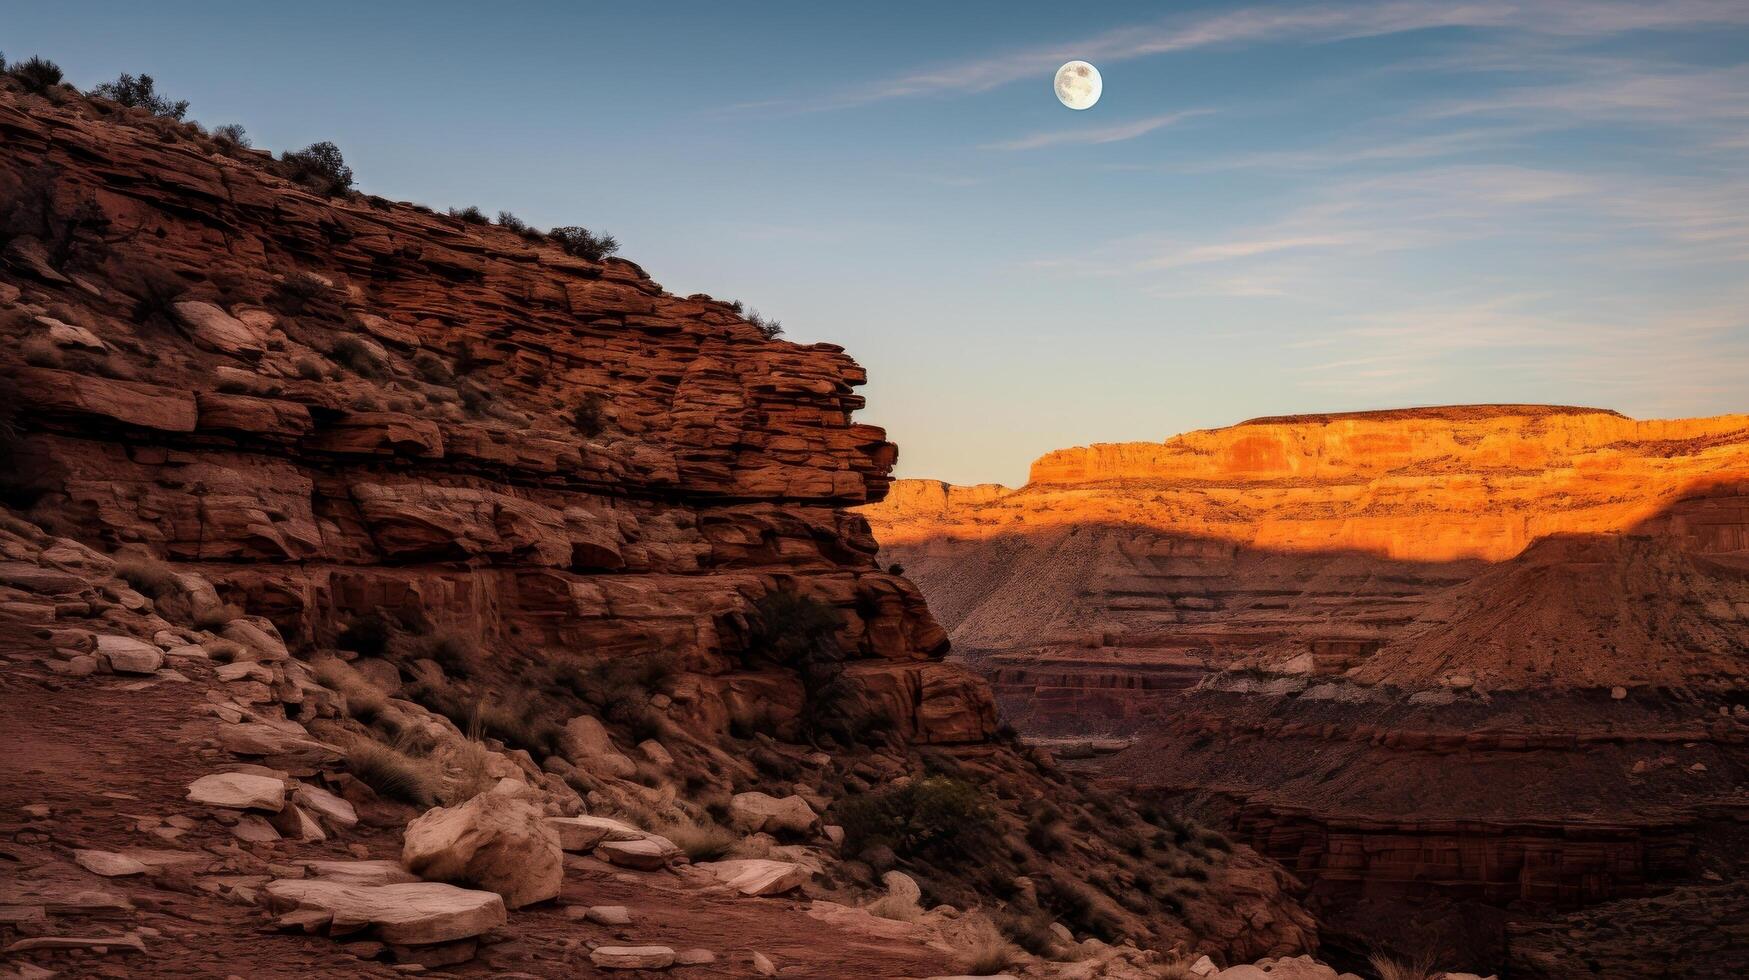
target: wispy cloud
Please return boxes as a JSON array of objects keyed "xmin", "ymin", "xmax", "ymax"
[
  {"xmin": 985, "ymin": 110, "xmax": 1209, "ymax": 151},
  {"xmin": 747, "ymin": 0, "xmax": 1749, "ymax": 113}
]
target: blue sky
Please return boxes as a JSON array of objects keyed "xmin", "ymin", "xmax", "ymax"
[{"xmin": 8, "ymin": 1, "xmax": 1749, "ymax": 485}]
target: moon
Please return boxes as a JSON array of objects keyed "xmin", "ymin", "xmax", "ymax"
[{"xmin": 1054, "ymin": 60, "xmax": 1102, "ymax": 110}]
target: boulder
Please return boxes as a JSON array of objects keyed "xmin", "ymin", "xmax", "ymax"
[
  {"xmin": 561, "ymin": 715, "xmax": 637, "ymax": 778},
  {"xmin": 882, "ymin": 870, "xmax": 921, "ymax": 905},
  {"xmin": 186, "ymin": 772, "xmax": 287, "ymax": 812},
  {"xmin": 584, "ymin": 905, "xmax": 632, "ymax": 925},
  {"xmin": 95, "ymin": 635, "xmax": 163, "ymax": 675},
  {"xmin": 694, "ymin": 859, "xmax": 809, "ymax": 897},
  {"xmin": 295, "ymin": 783, "xmax": 360, "ymax": 831},
  {"xmin": 727, "ymin": 791, "xmax": 819, "ymax": 837},
  {"xmin": 402, "ymin": 793, "xmax": 562, "ymax": 909},
  {"xmin": 261, "ymin": 879, "xmax": 505, "ymax": 945},
  {"xmin": 591, "ymin": 946, "xmax": 675, "ymax": 969},
  {"xmin": 173, "ymin": 301, "xmax": 266, "ymax": 356}
]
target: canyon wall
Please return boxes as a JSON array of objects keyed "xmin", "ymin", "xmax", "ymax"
[
  {"xmin": 0, "ymin": 83, "xmax": 1316, "ymax": 970},
  {"xmin": 863, "ymin": 407, "xmax": 1749, "ymax": 971}
]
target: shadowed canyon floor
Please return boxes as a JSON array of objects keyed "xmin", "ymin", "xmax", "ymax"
[{"xmin": 862, "ymin": 408, "xmax": 1749, "ymax": 976}]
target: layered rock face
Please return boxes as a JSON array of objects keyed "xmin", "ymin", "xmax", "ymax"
[
  {"xmin": 862, "ymin": 407, "xmax": 1749, "ymax": 972},
  {"xmin": 0, "ymin": 90, "xmax": 985, "ymax": 748},
  {"xmin": 0, "ymin": 84, "xmax": 1316, "ymax": 972}
]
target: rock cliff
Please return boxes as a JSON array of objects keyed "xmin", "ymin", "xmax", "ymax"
[
  {"xmin": 0, "ymin": 78, "xmax": 1313, "ymax": 975},
  {"xmin": 862, "ymin": 407, "xmax": 1749, "ymax": 973}
]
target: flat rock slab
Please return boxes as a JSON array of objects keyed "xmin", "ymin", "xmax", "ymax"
[
  {"xmin": 261, "ymin": 879, "xmax": 506, "ymax": 946},
  {"xmin": 295, "ymin": 783, "xmax": 359, "ymax": 830},
  {"xmin": 6, "ymin": 934, "xmax": 146, "ymax": 954},
  {"xmin": 595, "ymin": 837, "xmax": 672, "ymax": 871},
  {"xmin": 303, "ymin": 860, "xmax": 418, "ymax": 887},
  {"xmin": 544, "ymin": 814, "xmax": 644, "ymax": 851},
  {"xmin": 591, "ymin": 945, "xmax": 675, "ymax": 969},
  {"xmin": 186, "ymin": 772, "xmax": 287, "ymax": 811},
  {"xmin": 73, "ymin": 850, "xmax": 150, "ymax": 877},
  {"xmin": 694, "ymin": 859, "xmax": 809, "ymax": 897},
  {"xmin": 95, "ymin": 635, "xmax": 163, "ymax": 674}
]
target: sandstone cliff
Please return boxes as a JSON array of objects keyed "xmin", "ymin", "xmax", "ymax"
[
  {"xmin": 0, "ymin": 78, "xmax": 1313, "ymax": 975},
  {"xmin": 862, "ymin": 407, "xmax": 1749, "ymax": 973}
]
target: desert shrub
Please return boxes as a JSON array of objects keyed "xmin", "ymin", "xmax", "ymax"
[
  {"xmin": 447, "ymin": 205, "xmax": 487, "ymax": 224},
  {"xmin": 413, "ymin": 351, "xmax": 454, "ymax": 384},
  {"xmin": 328, "ymin": 335, "xmax": 383, "ymax": 377},
  {"xmin": 1025, "ymin": 812, "xmax": 1067, "ymax": 855},
  {"xmin": 279, "ymin": 140, "xmax": 354, "ymax": 196},
  {"xmin": 8, "ymin": 56, "xmax": 63, "ymax": 94},
  {"xmin": 294, "ymin": 357, "xmax": 326, "ymax": 381},
  {"xmin": 123, "ymin": 262, "xmax": 191, "ymax": 331},
  {"xmin": 1, "ymin": 166, "xmax": 112, "ymax": 271},
  {"xmin": 1039, "ymin": 877, "xmax": 1123, "ymax": 943},
  {"xmin": 548, "ymin": 225, "xmax": 618, "ymax": 261},
  {"xmin": 751, "ymin": 591, "xmax": 842, "ymax": 668},
  {"xmin": 414, "ymin": 630, "xmax": 478, "ymax": 678},
  {"xmin": 269, "ymin": 271, "xmax": 341, "ymax": 318},
  {"xmin": 213, "ymin": 123, "xmax": 249, "ymax": 148},
  {"xmin": 114, "ymin": 558, "xmax": 180, "ymax": 599},
  {"xmin": 475, "ymin": 695, "xmax": 564, "ymax": 758},
  {"xmin": 345, "ymin": 732, "xmax": 440, "ymax": 807},
  {"xmin": 494, "ymin": 210, "xmax": 526, "ymax": 232},
  {"xmin": 744, "ymin": 308, "xmax": 785, "ymax": 340},
  {"xmin": 955, "ymin": 912, "xmax": 1018, "ymax": 976},
  {"xmin": 1369, "ymin": 952, "xmax": 1441, "ymax": 980},
  {"xmin": 570, "ymin": 393, "xmax": 607, "ymax": 437},
  {"xmin": 838, "ymin": 775, "xmax": 995, "ymax": 863},
  {"xmin": 338, "ymin": 611, "xmax": 393, "ymax": 658},
  {"xmin": 865, "ymin": 892, "xmax": 923, "ymax": 922},
  {"xmin": 658, "ymin": 816, "xmax": 738, "ymax": 861},
  {"xmin": 994, "ymin": 908, "xmax": 1057, "ymax": 956},
  {"xmin": 548, "ymin": 653, "xmax": 673, "ymax": 707},
  {"xmin": 313, "ymin": 657, "xmax": 388, "ymax": 722},
  {"xmin": 89, "ymin": 73, "xmax": 187, "ymax": 119}
]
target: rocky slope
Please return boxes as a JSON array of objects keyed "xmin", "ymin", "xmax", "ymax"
[
  {"xmin": 861, "ymin": 407, "xmax": 1749, "ymax": 973},
  {"xmin": 0, "ymin": 76, "xmax": 1315, "ymax": 976}
]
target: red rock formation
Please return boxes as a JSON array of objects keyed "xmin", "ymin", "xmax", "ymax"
[
  {"xmin": 862, "ymin": 409, "xmax": 1749, "ymax": 970},
  {"xmin": 0, "ymin": 84, "xmax": 1316, "ymax": 967}
]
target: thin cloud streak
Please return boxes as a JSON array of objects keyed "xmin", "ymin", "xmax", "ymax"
[
  {"xmin": 746, "ymin": 0, "xmax": 1749, "ymax": 113},
  {"xmin": 985, "ymin": 110, "xmax": 1209, "ymax": 151}
]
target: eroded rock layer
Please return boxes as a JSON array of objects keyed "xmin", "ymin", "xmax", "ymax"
[
  {"xmin": 0, "ymin": 84, "xmax": 1316, "ymax": 973},
  {"xmin": 862, "ymin": 408, "xmax": 1749, "ymax": 972}
]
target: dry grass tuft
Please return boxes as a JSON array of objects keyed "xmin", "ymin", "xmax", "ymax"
[
  {"xmin": 1369, "ymin": 952, "xmax": 1441, "ymax": 980},
  {"xmin": 657, "ymin": 816, "xmax": 739, "ymax": 861},
  {"xmin": 865, "ymin": 893, "xmax": 922, "ymax": 922},
  {"xmin": 194, "ymin": 603, "xmax": 244, "ymax": 629},
  {"xmin": 955, "ymin": 911, "xmax": 1019, "ymax": 975},
  {"xmin": 345, "ymin": 732, "xmax": 442, "ymax": 807},
  {"xmin": 313, "ymin": 657, "xmax": 389, "ymax": 721}
]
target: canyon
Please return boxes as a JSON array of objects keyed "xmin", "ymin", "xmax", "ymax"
[
  {"xmin": 862, "ymin": 406, "xmax": 1749, "ymax": 976},
  {"xmin": 0, "ymin": 76, "xmax": 1328, "ymax": 978}
]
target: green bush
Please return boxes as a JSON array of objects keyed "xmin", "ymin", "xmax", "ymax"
[
  {"xmin": 8, "ymin": 56, "xmax": 63, "ymax": 94},
  {"xmin": 213, "ymin": 123, "xmax": 249, "ymax": 147},
  {"xmin": 280, "ymin": 141, "xmax": 354, "ymax": 196},
  {"xmin": 447, "ymin": 205, "xmax": 487, "ymax": 224},
  {"xmin": 838, "ymin": 776, "xmax": 995, "ymax": 863},
  {"xmin": 548, "ymin": 225, "xmax": 618, "ymax": 261},
  {"xmin": 90, "ymin": 73, "xmax": 188, "ymax": 119}
]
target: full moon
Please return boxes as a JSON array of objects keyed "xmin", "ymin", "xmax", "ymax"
[{"xmin": 1054, "ymin": 60, "xmax": 1102, "ymax": 110}]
